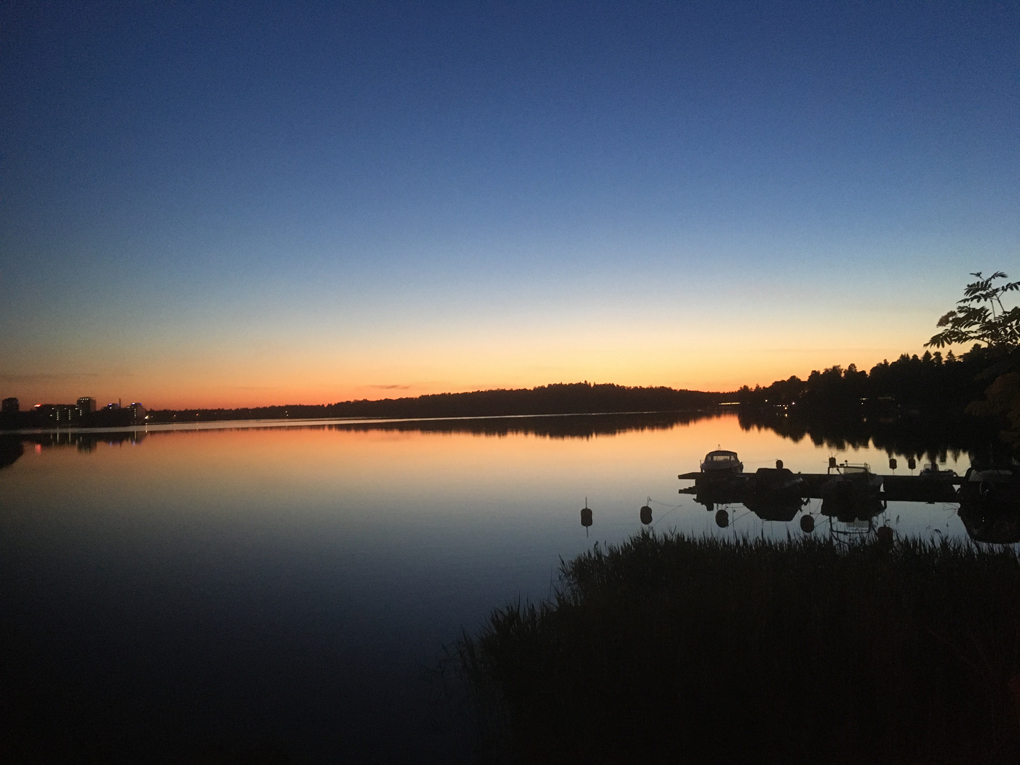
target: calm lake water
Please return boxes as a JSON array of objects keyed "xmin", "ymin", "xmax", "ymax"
[{"xmin": 0, "ymin": 412, "xmax": 989, "ymax": 763}]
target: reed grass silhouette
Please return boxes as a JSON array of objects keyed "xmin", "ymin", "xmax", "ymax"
[{"xmin": 459, "ymin": 532, "xmax": 1020, "ymax": 764}]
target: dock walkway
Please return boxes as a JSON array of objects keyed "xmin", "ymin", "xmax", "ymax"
[{"xmin": 678, "ymin": 471, "xmax": 960, "ymax": 503}]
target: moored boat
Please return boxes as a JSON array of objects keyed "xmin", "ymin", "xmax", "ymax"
[
  {"xmin": 959, "ymin": 466, "xmax": 1020, "ymax": 509},
  {"xmin": 699, "ymin": 450, "xmax": 743, "ymax": 483},
  {"xmin": 751, "ymin": 466, "xmax": 803, "ymax": 502},
  {"xmin": 821, "ymin": 463, "xmax": 884, "ymax": 522},
  {"xmin": 919, "ymin": 462, "xmax": 957, "ymax": 480},
  {"xmin": 744, "ymin": 466, "xmax": 806, "ymax": 521},
  {"xmin": 958, "ymin": 495, "xmax": 1020, "ymax": 544},
  {"xmin": 914, "ymin": 462, "xmax": 959, "ymax": 502}
]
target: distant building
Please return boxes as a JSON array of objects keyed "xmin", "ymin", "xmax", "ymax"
[
  {"xmin": 129, "ymin": 402, "xmax": 147, "ymax": 423},
  {"xmin": 1, "ymin": 397, "xmax": 18, "ymax": 414},
  {"xmin": 77, "ymin": 397, "xmax": 96, "ymax": 416},
  {"xmin": 34, "ymin": 404, "xmax": 80, "ymax": 424}
]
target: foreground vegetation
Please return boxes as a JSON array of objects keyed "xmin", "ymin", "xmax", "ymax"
[{"xmin": 459, "ymin": 532, "xmax": 1020, "ymax": 764}]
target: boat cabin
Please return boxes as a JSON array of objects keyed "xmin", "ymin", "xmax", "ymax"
[{"xmin": 700, "ymin": 450, "xmax": 743, "ymax": 475}]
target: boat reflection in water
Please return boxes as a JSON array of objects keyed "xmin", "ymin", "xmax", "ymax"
[
  {"xmin": 958, "ymin": 467, "xmax": 1020, "ymax": 544},
  {"xmin": 744, "ymin": 465, "xmax": 806, "ymax": 522},
  {"xmin": 691, "ymin": 460, "xmax": 809, "ymax": 524},
  {"xmin": 692, "ymin": 481, "xmax": 745, "ymax": 514},
  {"xmin": 679, "ymin": 450, "xmax": 1020, "ymax": 544},
  {"xmin": 684, "ymin": 453, "xmax": 1020, "ymax": 546},
  {"xmin": 959, "ymin": 498, "xmax": 1020, "ymax": 544},
  {"xmin": 820, "ymin": 462, "xmax": 885, "ymax": 523}
]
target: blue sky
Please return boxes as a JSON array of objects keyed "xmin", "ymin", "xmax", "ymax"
[{"xmin": 2, "ymin": 1, "xmax": 1017, "ymax": 407}]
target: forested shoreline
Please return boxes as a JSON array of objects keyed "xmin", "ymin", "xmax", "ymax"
[
  {"xmin": 1, "ymin": 357, "xmax": 1013, "ymax": 462},
  {"xmin": 142, "ymin": 382, "xmax": 730, "ymax": 424},
  {"xmin": 5, "ymin": 266, "xmax": 1018, "ymax": 463},
  {"xmin": 736, "ymin": 346, "xmax": 1016, "ymax": 463}
]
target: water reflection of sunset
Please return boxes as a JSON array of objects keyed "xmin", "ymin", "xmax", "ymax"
[
  {"xmin": 4, "ymin": 414, "xmax": 968, "ymax": 539},
  {"xmin": 0, "ymin": 411, "xmax": 982, "ymax": 765}
]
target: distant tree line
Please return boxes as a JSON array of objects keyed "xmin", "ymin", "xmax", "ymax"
[
  {"xmin": 737, "ymin": 348, "xmax": 986, "ymax": 416},
  {"xmin": 739, "ymin": 271, "xmax": 1020, "ymax": 462},
  {"xmin": 6, "ymin": 274, "xmax": 1017, "ymax": 463},
  {"xmin": 736, "ymin": 349, "xmax": 1016, "ymax": 464},
  {"xmin": 145, "ymin": 383, "xmax": 731, "ymax": 424}
]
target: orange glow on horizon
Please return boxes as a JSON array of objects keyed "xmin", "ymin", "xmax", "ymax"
[
  {"xmin": 115, "ymin": 351, "xmax": 922, "ymax": 409},
  {"xmin": 3, "ymin": 330, "xmax": 935, "ymax": 409}
]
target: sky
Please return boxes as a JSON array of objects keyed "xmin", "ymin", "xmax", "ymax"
[{"xmin": 2, "ymin": 1, "xmax": 1018, "ymax": 409}]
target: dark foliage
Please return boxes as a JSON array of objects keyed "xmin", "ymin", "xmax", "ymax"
[
  {"xmin": 460, "ymin": 532, "xmax": 1020, "ymax": 764},
  {"xmin": 927, "ymin": 271, "xmax": 1020, "ymax": 350},
  {"xmin": 143, "ymin": 383, "xmax": 731, "ymax": 424},
  {"xmin": 736, "ymin": 271, "xmax": 1020, "ymax": 455},
  {"xmin": 737, "ymin": 348, "xmax": 1019, "ymax": 463},
  {"xmin": 737, "ymin": 350, "xmax": 988, "ymax": 414}
]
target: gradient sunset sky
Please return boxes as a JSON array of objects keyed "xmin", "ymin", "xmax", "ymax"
[{"xmin": 2, "ymin": 1, "xmax": 1017, "ymax": 409}]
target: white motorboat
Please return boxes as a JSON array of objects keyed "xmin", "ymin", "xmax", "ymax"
[{"xmin": 699, "ymin": 450, "xmax": 744, "ymax": 482}]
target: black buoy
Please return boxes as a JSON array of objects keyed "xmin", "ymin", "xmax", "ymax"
[
  {"xmin": 800, "ymin": 515, "xmax": 815, "ymax": 533},
  {"xmin": 889, "ymin": 458, "xmax": 897, "ymax": 470},
  {"xmin": 715, "ymin": 509, "xmax": 729, "ymax": 528},
  {"xmin": 581, "ymin": 498, "xmax": 593, "ymax": 530},
  {"xmin": 640, "ymin": 505, "xmax": 653, "ymax": 525}
]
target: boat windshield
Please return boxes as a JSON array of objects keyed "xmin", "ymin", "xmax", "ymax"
[{"xmin": 708, "ymin": 454, "xmax": 737, "ymax": 462}]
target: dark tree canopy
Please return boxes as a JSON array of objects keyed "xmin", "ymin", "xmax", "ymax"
[
  {"xmin": 927, "ymin": 271, "xmax": 1020, "ymax": 349},
  {"xmin": 927, "ymin": 271, "xmax": 1020, "ymax": 450}
]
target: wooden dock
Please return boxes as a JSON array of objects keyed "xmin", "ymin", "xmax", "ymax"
[{"xmin": 677, "ymin": 471, "xmax": 961, "ymax": 503}]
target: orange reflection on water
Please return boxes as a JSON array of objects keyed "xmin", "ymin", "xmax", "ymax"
[
  {"xmin": 9, "ymin": 413, "xmax": 841, "ymax": 498},
  {"xmin": 0, "ymin": 413, "xmax": 974, "ymax": 552}
]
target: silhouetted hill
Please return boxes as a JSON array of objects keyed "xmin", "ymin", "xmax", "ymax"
[{"xmin": 145, "ymin": 383, "xmax": 731, "ymax": 424}]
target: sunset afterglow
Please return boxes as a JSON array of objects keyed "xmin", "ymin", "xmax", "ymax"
[{"xmin": 2, "ymin": 3, "xmax": 1016, "ymax": 408}]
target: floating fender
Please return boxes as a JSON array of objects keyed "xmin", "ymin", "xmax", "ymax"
[
  {"xmin": 640, "ymin": 505, "xmax": 652, "ymax": 525},
  {"xmin": 715, "ymin": 509, "xmax": 729, "ymax": 528},
  {"xmin": 581, "ymin": 507, "xmax": 593, "ymax": 528},
  {"xmin": 800, "ymin": 515, "xmax": 815, "ymax": 533},
  {"xmin": 889, "ymin": 458, "xmax": 897, "ymax": 470}
]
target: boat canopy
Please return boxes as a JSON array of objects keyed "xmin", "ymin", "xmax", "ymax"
[{"xmin": 706, "ymin": 451, "xmax": 739, "ymax": 462}]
